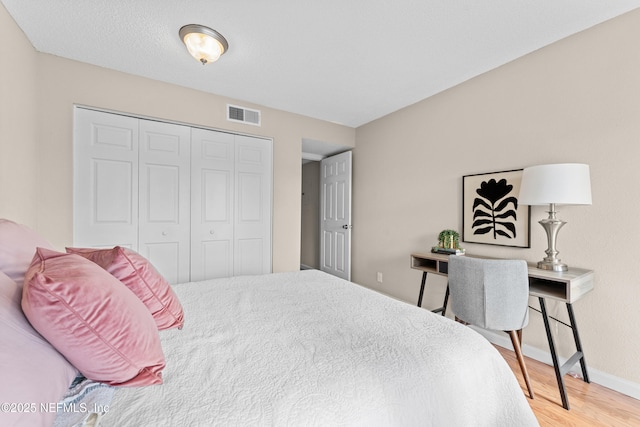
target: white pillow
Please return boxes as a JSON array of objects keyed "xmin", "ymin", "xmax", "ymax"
[
  {"xmin": 0, "ymin": 219, "xmax": 54, "ymax": 286},
  {"xmin": 0, "ymin": 270, "xmax": 78, "ymax": 427}
]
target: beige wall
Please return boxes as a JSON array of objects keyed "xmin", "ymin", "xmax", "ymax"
[
  {"xmin": 0, "ymin": 4, "xmax": 355, "ymax": 273},
  {"xmin": 0, "ymin": 6, "xmax": 39, "ymax": 224},
  {"xmin": 353, "ymin": 9, "xmax": 640, "ymax": 387}
]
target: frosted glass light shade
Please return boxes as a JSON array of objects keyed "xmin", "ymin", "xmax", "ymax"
[
  {"xmin": 518, "ymin": 163, "xmax": 592, "ymax": 206},
  {"xmin": 179, "ymin": 24, "xmax": 228, "ymax": 65}
]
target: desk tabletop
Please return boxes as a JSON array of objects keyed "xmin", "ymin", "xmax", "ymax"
[{"xmin": 410, "ymin": 252, "xmax": 594, "ymax": 304}]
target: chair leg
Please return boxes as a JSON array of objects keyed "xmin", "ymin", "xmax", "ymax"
[
  {"xmin": 454, "ymin": 316, "xmax": 469, "ymax": 325},
  {"xmin": 508, "ymin": 330, "xmax": 535, "ymax": 399}
]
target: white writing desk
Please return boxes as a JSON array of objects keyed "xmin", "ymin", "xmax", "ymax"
[{"xmin": 410, "ymin": 252, "xmax": 594, "ymax": 410}]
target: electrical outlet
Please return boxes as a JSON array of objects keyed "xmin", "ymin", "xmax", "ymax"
[{"xmin": 377, "ymin": 272, "xmax": 383, "ymax": 283}]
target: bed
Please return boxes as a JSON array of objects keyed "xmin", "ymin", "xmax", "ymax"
[
  {"xmin": 0, "ymin": 219, "xmax": 539, "ymax": 426},
  {"xmin": 101, "ymin": 270, "xmax": 538, "ymax": 426}
]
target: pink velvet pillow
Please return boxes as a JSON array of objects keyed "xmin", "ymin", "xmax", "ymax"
[
  {"xmin": 0, "ymin": 270, "xmax": 78, "ymax": 427},
  {"xmin": 0, "ymin": 219, "xmax": 54, "ymax": 286},
  {"xmin": 22, "ymin": 247, "xmax": 165, "ymax": 387},
  {"xmin": 66, "ymin": 246, "xmax": 184, "ymax": 330}
]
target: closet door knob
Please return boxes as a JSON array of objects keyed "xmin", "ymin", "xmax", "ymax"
[
  {"xmin": 210, "ymin": 230, "xmax": 215, "ymax": 235},
  {"xmin": 162, "ymin": 231, "xmax": 168, "ymax": 236}
]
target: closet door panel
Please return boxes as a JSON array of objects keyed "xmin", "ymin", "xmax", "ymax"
[
  {"xmin": 199, "ymin": 240, "xmax": 232, "ymax": 279},
  {"xmin": 143, "ymin": 242, "xmax": 181, "ymax": 285},
  {"xmin": 139, "ymin": 119, "xmax": 191, "ymax": 284},
  {"xmin": 236, "ymin": 238, "xmax": 264, "ymax": 276},
  {"xmin": 73, "ymin": 108, "xmax": 139, "ymax": 248},
  {"xmin": 203, "ymin": 170, "xmax": 231, "ymax": 222},
  {"xmin": 93, "ymin": 160, "xmax": 133, "ymax": 223},
  {"xmin": 191, "ymin": 128, "xmax": 235, "ymax": 281},
  {"xmin": 145, "ymin": 164, "xmax": 181, "ymax": 221},
  {"xmin": 238, "ymin": 172, "xmax": 263, "ymax": 221}
]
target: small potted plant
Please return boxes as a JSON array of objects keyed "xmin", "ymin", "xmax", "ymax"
[
  {"xmin": 433, "ymin": 230, "xmax": 464, "ymax": 254},
  {"xmin": 438, "ymin": 229, "xmax": 459, "ymax": 249}
]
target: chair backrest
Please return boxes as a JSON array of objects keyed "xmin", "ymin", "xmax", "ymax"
[{"xmin": 448, "ymin": 256, "xmax": 529, "ymax": 331}]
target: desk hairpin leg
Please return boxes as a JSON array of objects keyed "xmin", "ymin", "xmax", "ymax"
[
  {"xmin": 417, "ymin": 272, "xmax": 427, "ymax": 308},
  {"xmin": 417, "ymin": 271, "xmax": 449, "ymax": 316},
  {"xmin": 538, "ymin": 297, "xmax": 590, "ymax": 410},
  {"xmin": 567, "ymin": 303, "xmax": 590, "ymax": 383}
]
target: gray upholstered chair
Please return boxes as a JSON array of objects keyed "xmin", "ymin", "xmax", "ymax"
[{"xmin": 448, "ymin": 256, "xmax": 534, "ymax": 399}]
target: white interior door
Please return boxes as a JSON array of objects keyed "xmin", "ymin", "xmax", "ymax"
[
  {"xmin": 320, "ymin": 151, "xmax": 352, "ymax": 280},
  {"xmin": 73, "ymin": 108, "xmax": 139, "ymax": 249},
  {"xmin": 190, "ymin": 128, "xmax": 235, "ymax": 280},
  {"xmin": 138, "ymin": 119, "xmax": 191, "ymax": 284}
]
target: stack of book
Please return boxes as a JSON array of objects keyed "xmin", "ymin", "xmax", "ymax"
[{"xmin": 431, "ymin": 246, "xmax": 466, "ymax": 255}]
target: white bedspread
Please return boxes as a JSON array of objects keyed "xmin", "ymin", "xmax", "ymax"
[{"xmin": 101, "ymin": 270, "xmax": 538, "ymax": 426}]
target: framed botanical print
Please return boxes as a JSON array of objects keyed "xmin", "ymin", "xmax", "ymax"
[{"xmin": 462, "ymin": 169, "xmax": 530, "ymax": 248}]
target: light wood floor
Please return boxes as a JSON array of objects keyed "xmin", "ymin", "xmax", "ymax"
[{"xmin": 496, "ymin": 346, "xmax": 640, "ymax": 426}]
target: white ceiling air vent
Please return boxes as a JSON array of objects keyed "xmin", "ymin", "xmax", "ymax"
[{"xmin": 227, "ymin": 104, "xmax": 261, "ymax": 126}]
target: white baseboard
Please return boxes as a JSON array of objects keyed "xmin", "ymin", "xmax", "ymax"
[{"xmin": 472, "ymin": 327, "xmax": 640, "ymax": 401}]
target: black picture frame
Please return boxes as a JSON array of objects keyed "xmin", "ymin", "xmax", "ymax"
[{"xmin": 462, "ymin": 169, "xmax": 530, "ymax": 248}]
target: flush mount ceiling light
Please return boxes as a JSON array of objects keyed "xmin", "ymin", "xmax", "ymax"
[{"xmin": 179, "ymin": 24, "xmax": 229, "ymax": 65}]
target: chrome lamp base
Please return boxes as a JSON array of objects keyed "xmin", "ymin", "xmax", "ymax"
[{"xmin": 537, "ymin": 204, "xmax": 568, "ymax": 272}]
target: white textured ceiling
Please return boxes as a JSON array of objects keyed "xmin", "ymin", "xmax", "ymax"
[{"xmin": 3, "ymin": 1, "xmax": 640, "ymax": 128}]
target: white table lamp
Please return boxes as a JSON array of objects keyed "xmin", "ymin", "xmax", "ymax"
[{"xmin": 518, "ymin": 163, "xmax": 592, "ymax": 271}]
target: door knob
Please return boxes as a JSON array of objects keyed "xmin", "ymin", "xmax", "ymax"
[
  {"xmin": 162, "ymin": 231, "xmax": 168, "ymax": 236},
  {"xmin": 342, "ymin": 225, "xmax": 352, "ymax": 229}
]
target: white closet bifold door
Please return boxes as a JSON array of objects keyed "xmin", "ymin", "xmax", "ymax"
[
  {"xmin": 137, "ymin": 119, "xmax": 191, "ymax": 284},
  {"xmin": 74, "ymin": 107, "xmax": 272, "ymax": 284},
  {"xmin": 73, "ymin": 108, "xmax": 139, "ymax": 250},
  {"xmin": 234, "ymin": 134, "xmax": 272, "ymax": 276},
  {"xmin": 190, "ymin": 128, "xmax": 235, "ymax": 281}
]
